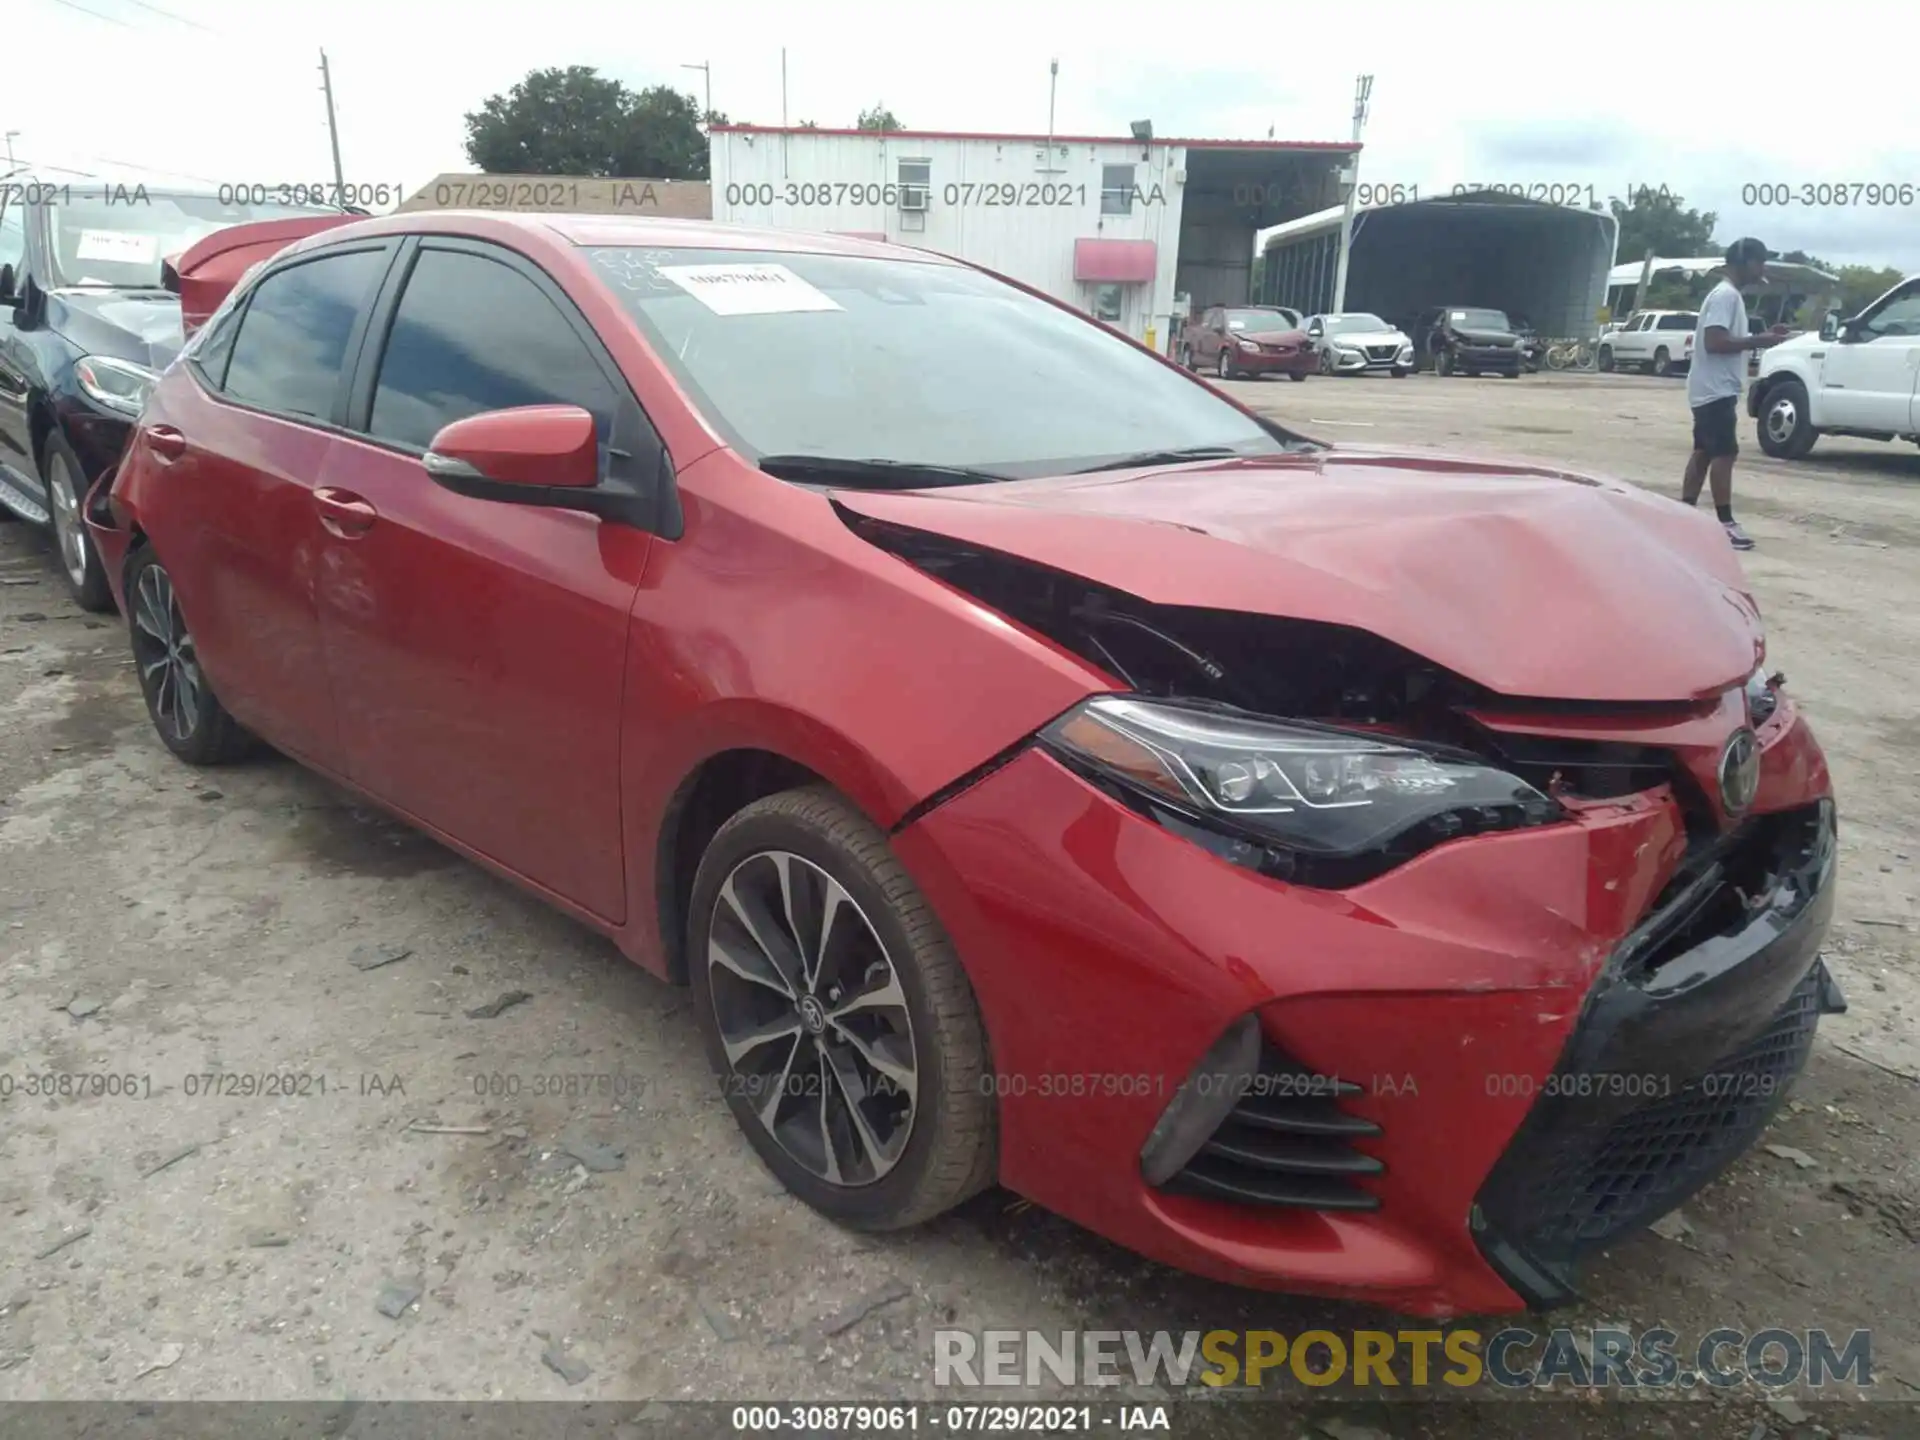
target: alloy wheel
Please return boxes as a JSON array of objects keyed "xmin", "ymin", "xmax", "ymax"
[
  {"xmin": 130, "ymin": 563, "xmax": 203, "ymax": 744},
  {"xmin": 46, "ymin": 450, "xmax": 90, "ymax": 591},
  {"xmin": 705, "ymin": 849, "xmax": 918, "ymax": 1187},
  {"xmin": 1766, "ymin": 395, "xmax": 1799, "ymax": 446}
]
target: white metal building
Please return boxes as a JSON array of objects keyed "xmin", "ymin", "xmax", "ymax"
[
  {"xmin": 1257, "ymin": 192, "xmax": 1619, "ymax": 340},
  {"xmin": 708, "ymin": 125, "xmax": 1356, "ymax": 352}
]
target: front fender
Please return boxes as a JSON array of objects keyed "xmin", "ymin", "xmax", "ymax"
[{"xmin": 614, "ymin": 451, "xmax": 1110, "ymax": 973}]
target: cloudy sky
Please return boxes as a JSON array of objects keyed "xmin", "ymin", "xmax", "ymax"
[{"xmin": 15, "ymin": 0, "xmax": 1918, "ymax": 271}]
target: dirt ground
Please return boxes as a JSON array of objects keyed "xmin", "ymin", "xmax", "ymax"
[{"xmin": 2, "ymin": 370, "xmax": 1916, "ymax": 1437}]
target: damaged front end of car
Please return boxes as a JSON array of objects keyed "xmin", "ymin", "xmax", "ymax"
[{"xmin": 848, "ymin": 503, "xmax": 1841, "ymax": 1311}]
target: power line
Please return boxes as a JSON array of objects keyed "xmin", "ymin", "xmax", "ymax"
[
  {"xmin": 117, "ymin": 0, "xmax": 217, "ymax": 30},
  {"xmin": 45, "ymin": 0, "xmax": 132, "ymax": 26}
]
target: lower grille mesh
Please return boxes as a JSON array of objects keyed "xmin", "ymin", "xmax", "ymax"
[
  {"xmin": 1482, "ymin": 961, "xmax": 1823, "ymax": 1257},
  {"xmin": 1161, "ymin": 1047, "xmax": 1383, "ymax": 1211}
]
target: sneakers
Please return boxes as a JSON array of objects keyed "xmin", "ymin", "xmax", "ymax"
[{"xmin": 1723, "ymin": 520, "xmax": 1756, "ymax": 550}]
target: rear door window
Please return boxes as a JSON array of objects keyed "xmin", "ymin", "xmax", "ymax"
[
  {"xmin": 1658, "ymin": 314, "xmax": 1696, "ymax": 330},
  {"xmin": 221, "ymin": 249, "xmax": 389, "ymax": 421},
  {"xmin": 366, "ymin": 246, "xmax": 619, "ymax": 451}
]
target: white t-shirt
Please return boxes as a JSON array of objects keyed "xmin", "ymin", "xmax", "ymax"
[{"xmin": 1688, "ymin": 279, "xmax": 1750, "ymax": 407}]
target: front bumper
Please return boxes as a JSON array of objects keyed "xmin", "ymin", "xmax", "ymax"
[
  {"xmin": 1327, "ymin": 347, "xmax": 1412, "ymax": 374},
  {"xmin": 1231, "ymin": 348, "xmax": 1316, "ymax": 376},
  {"xmin": 894, "ymin": 701, "xmax": 1835, "ymax": 1315},
  {"xmin": 1451, "ymin": 346, "xmax": 1521, "ymax": 372}
]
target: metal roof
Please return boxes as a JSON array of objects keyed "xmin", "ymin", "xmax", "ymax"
[{"xmin": 1605, "ymin": 256, "xmax": 1838, "ymax": 287}]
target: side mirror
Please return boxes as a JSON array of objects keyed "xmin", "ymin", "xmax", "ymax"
[
  {"xmin": 0, "ymin": 263, "xmax": 15, "ymax": 306},
  {"xmin": 1818, "ymin": 313, "xmax": 1838, "ymax": 343},
  {"xmin": 424, "ymin": 404, "xmax": 600, "ymax": 493}
]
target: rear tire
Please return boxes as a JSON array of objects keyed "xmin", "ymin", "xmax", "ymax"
[
  {"xmin": 1756, "ymin": 378, "xmax": 1818, "ymax": 460},
  {"xmin": 125, "ymin": 545, "xmax": 258, "ymax": 765},
  {"xmin": 41, "ymin": 433, "xmax": 114, "ymax": 613},
  {"xmin": 1652, "ymin": 346, "xmax": 1673, "ymax": 377},
  {"xmin": 688, "ymin": 785, "xmax": 997, "ymax": 1230}
]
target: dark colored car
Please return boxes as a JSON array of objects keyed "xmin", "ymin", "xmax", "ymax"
[
  {"xmin": 0, "ymin": 175, "xmax": 337, "ymax": 607},
  {"xmin": 87, "ymin": 212, "xmax": 1839, "ymax": 1316},
  {"xmin": 1418, "ymin": 305, "xmax": 1525, "ymax": 377},
  {"xmin": 1181, "ymin": 305, "xmax": 1314, "ymax": 380}
]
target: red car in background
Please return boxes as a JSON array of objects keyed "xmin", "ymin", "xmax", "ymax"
[
  {"xmin": 1180, "ymin": 304, "xmax": 1315, "ymax": 381},
  {"xmin": 86, "ymin": 213, "xmax": 1839, "ymax": 1316}
]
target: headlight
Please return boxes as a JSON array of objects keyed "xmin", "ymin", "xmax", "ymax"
[
  {"xmin": 1745, "ymin": 668, "xmax": 1779, "ymax": 727},
  {"xmin": 1237, "ymin": 339, "xmax": 1259, "ymax": 352},
  {"xmin": 74, "ymin": 355, "xmax": 160, "ymax": 417},
  {"xmin": 1040, "ymin": 696, "xmax": 1565, "ymax": 885}
]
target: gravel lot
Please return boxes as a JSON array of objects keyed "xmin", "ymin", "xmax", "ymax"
[{"xmin": 2, "ymin": 370, "xmax": 1916, "ymax": 1435}]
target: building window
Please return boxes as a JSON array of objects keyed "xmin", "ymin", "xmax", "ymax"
[
  {"xmin": 1092, "ymin": 283, "xmax": 1124, "ymax": 323},
  {"xmin": 898, "ymin": 160, "xmax": 931, "ymax": 210},
  {"xmin": 1101, "ymin": 164, "xmax": 1135, "ymax": 216}
]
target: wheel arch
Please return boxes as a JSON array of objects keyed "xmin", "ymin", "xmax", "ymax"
[{"xmin": 654, "ymin": 745, "xmax": 838, "ymax": 986}]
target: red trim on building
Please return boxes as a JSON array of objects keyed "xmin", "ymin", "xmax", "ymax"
[
  {"xmin": 1074, "ymin": 238, "xmax": 1158, "ymax": 284},
  {"xmin": 712, "ymin": 124, "xmax": 1358, "ymax": 153}
]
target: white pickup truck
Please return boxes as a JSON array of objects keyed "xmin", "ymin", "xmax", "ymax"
[
  {"xmin": 1596, "ymin": 310, "xmax": 1696, "ymax": 376},
  {"xmin": 1749, "ymin": 275, "xmax": 1920, "ymax": 459}
]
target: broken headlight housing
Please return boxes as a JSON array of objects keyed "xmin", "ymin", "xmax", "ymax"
[{"xmin": 1041, "ymin": 696, "xmax": 1566, "ymax": 887}]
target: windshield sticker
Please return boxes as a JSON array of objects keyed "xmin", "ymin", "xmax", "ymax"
[
  {"xmin": 658, "ymin": 263, "xmax": 842, "ymax": 315},
  {"xmin": 75, "ymin": 230, "xmax": 160, "ymax": 263}
]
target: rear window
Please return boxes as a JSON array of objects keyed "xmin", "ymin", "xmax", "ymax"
[
  {"xmin": 584, "ymin": 247, "xmax": 1304, "ymax": 476},
  {"xmin": 1657, "ymin": 313, "xmax": 1698, "ymax": 330}
]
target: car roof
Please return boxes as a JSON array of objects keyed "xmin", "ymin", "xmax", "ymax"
[{"xmin": 281, "ymin": 210, "xmax": 960, "ymax": 265}]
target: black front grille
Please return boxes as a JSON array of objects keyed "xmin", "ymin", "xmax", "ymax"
[
  {"xmin": 1160, "ymin": 1047, "xmax": 1383, "ymax": 1210},
  {"xmin": 1366, "ymin": 344, "xmax": 1399, "ymax": 360},
  {"xmin": 1466, "ymin": 725, "xmax": 1677, "ymax": 801},
  {"xmin": 1478, "ymin": 960, "xmax": 1823, "ymax": 1262}
]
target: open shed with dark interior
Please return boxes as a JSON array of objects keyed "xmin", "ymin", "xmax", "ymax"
[
  {"xmin": 1172, "ymin": 144, "xmax": 1354, "ymax": 315},
  {"xmin": 1257, "ymin": 191, "xmax": 1620, "ymax": 338}
]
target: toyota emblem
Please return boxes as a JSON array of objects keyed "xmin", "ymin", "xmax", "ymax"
[{"xmin": 1719, "ymin": 727, "xmax": 1761, "ymax": 815}]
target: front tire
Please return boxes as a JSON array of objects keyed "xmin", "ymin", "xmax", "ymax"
[
  {"xmin": 688, "ymin": 786, "xmax": 996, "ymax": 1231},
  {"xmin": 1435, "ymin": 350, "xmax": 1453, "ymax": 377},
  {"xmin": 42, "ymin": 434, "xmax": 114, "ymax": 613},
  {"xmin": 1757, "ymin": 379, "xmax": 1818, "ymax": 459},
  {"xmin": 1597, "ymin": 345, "xmax": 1614, "ymax": 373},
  {"xmin": 125, "ymin": 546, "xmax": 256, "ymax": 765},
  {"xmin": 1216, "ymin": 349, "xmax": 1236, "ymax": 380}
]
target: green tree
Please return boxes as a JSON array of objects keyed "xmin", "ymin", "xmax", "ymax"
[
  {"xmin": 1608, "ymin": 185, "xmax": 1718, "ymax": 266},
  {"xmin": 856, "ymin": 105, "xmax": 903, "ymax": 132},
  {"xmin": 464, "ymin": 67, "xmax": 710, "ymax": 179},
  {"xmin": 1780, "ymin": 251, "xmax": 1905, "ymax": 317}
]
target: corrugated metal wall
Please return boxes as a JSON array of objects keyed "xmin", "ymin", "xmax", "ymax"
[{"xmin": 710, "ymin": 131, "xmax": 1185, "ymax": 345}]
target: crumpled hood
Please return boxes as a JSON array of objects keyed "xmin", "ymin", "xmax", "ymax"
[
  {"xmin": 47, "ymin": 289, "xmax": 184, "ymax": 369},
  {"xmin": 836, "ymin": 448, "xmax": 1763, "ymax": 703}
]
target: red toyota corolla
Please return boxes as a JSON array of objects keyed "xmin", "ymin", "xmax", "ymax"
[{"xmin": 84, "ymin": 213, "xmax": 1840, "ymax": 1317}]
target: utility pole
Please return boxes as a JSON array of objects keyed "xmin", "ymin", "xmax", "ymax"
[
  {"xmin": 318, "ymin": 50, "xmax": 346, "ymax": 205},
  {"xmin": 683, "ymin": 61, "xmax": 712, "ymax": 129},
  {"xmin": 1330, "ymin": 73, "xmax": 1372, "ymax": 314}
]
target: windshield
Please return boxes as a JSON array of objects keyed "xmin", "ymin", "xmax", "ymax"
[
  {"xmin": 45, "ymin": 190, "xmax": 340, "ymax": 290},
  {"xmin": 587, "ymin": 247, "xmax": 1309, "ymax": 478},
  {"xmin": 1324, "ymin": 314, "xmax": 1389, "ymax": 333},
  {"xmin": 1449, "ymin": 308, "xmax": 1512, "ymax": 331},
  {"xmin": 1226, "ymin": 308, "xmax": 1294, "ymax": 331}
]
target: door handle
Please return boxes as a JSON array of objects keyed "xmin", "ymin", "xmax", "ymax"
[
  {"xmin": 314, "ymin": 486, "xmax": 378, "ymax": 538},
  {"xmin": 145, "ymin": 425, "xmax": 187, "ymax": 462}
]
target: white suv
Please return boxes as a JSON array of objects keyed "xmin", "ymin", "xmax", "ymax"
[
  {"xmin": 1749, "ymin": 276, "xmax": 1920, "ymax": 459},
  {"xmin": 1597, "ymin": 310, "xmax": 1696, "ymax": 377}
]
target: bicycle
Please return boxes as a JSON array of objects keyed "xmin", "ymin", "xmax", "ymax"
[{"xmin": 1544, "ymin": 337, "xmax": 1597, "ymax": 371}]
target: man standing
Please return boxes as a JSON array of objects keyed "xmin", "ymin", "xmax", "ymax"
[{"xmin": 1682, "ymin": 237, "xmax": 1790, "ymax": 549}]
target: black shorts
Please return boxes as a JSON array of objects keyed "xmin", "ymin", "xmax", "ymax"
[{"xmin": 1691, "ymin": 395, "xmax": 1739, "ymax": 458}]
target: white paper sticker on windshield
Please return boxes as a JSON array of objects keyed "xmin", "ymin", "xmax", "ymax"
[
  {"xmin": 75, "ymin": 230, "xmax": 159, "ymax": 263},
  {"xmin": 658, "ymin": 263, "xmax": 842, "ymax": 315}
]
